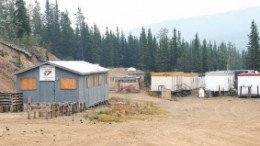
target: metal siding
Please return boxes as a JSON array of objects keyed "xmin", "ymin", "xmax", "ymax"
[
  {"xmin": 101, "ymin": 74, "xmax": 105, "ymax": 101},
  {"xmin": 16, "ymin": 64, "xmax": 109, "ymax": 105},
  {"xmin": 205, "ymin": 75, "xmax": 234, "ymax": 92},
  {"xmin": 85, "ymin": 86, "xmax": 90, "ymax": 107},
  {"xmin": 39, "ymin": 81, "xmax": 55, "ymax": 102},
  {"xmin": 103, "ymin": 74, "xmax": 109, "ymax": 101},
  {"xmin": 55, "ymin": 68, "xmax": 79, "ymax": 102},
  {"xmin": 90, "ymin": 87, "xmax": 94, "ymax": 106},
  {"xmin": 78, "ymin": 76, "xmax": 85, "ymax": 103},
  {"xmin": 16, "ymin": 67, "xmax": 40, "ymax": 103},
  {"xmin": 238, "ymin": 76, "xmax": 260, "ymax": 96},
  {"xmin": 89, "ymin": 76, "xmax": 94, "ymax": 106},
  {"xmin": 105, "ymin": 84, "xmax": 108, "ymax": 100},
  {"xmin": 84, "ymin": 75, "xmax": 90, "ymax": 107}
]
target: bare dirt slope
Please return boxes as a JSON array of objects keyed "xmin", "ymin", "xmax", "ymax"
[
  {"xmin": 0, "ymin": 43, "xmax": 58, "ymax": 93},
  {"xmin": 0, "ymin": 92, "xmax": 260, "ymax": 146}
]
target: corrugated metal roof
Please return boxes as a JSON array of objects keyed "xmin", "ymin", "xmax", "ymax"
[
  {"xmin": 15, "ymin": 61, "xmax": 108, "ymax": 75},
  {"xmin": 206, "ymin": 71, "xmax": 234, "ymax": 76},
  {"xmin": 238, "ymin": 73, "xmax": 260, "ymax": 76},
  {"xmin": 183, "ymin": 72, "xmax": 198, "ymax": 77},
  {"xmin": 50, "ymin": 61, "xmax": 108, "ymax": 75},
  {"xmin": 151, "ymin": 72, "xmax": 183, "ymax": 76}
]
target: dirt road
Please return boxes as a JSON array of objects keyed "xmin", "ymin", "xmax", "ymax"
[{"xmin": 1, "ymin": 92, "xmax": 260, "ymax": 146}]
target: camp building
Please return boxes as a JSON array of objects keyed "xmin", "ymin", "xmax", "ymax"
[{"xmin": 15, "ymin": 61, "xmax": 109, "ymax": 107}]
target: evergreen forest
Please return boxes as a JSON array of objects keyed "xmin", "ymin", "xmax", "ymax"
[{"xmin": 0, "ymin": 0, "xmax": 260, "ymax": 72}]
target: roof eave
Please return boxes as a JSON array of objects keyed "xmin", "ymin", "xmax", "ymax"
[{"xmin": 14, "ymin": 61, "xmax": 50, "ymax": 75}]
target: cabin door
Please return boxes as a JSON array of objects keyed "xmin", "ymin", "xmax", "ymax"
[{"xmin": 39, "ymin": 81, "xmax": 55, "ymax": 102}]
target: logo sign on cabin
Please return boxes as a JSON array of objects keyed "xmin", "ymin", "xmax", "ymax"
[{"xmin": 40, "ymin": 65, "xmax": 55, "ymax": 81}]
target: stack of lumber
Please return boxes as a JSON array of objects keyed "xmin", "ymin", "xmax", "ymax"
[{"xmin": 0, "ymin": 93, "xmax": 23, "ymax": 112}]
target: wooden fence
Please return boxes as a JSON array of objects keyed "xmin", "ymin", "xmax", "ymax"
[
  {"xmin": 27, "ymin": 96, "xmax": 85, "ymax": 119},
  {"xmin": 0, "ymin": 93, "xmax": 23, "ymax": 113}
]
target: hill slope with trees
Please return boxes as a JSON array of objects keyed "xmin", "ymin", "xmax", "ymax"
[{"xmin": 1, "ymin": 0, "xmax": 260, "ymax": 74}]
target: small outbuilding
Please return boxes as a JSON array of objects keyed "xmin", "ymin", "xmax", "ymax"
[
  {"xmin": 113, "ymin": 76, "xmax": 140, "ymax": 93},
  {"xmin": 15, "ymin": 61, "xmax": 109, "ymax": 107}
]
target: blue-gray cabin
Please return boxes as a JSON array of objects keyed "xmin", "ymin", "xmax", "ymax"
[{"xmin": 15, "ymin": 61, "xmax": 109, "ymax": 107}]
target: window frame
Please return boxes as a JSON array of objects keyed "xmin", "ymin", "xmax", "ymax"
[
  {"xmin": 20, "ymin": 78, "xmax": 37, "ymax": 91},
  {"xmin": 60, "ymin": 78, "xmax": 77, "ymax": 90}
]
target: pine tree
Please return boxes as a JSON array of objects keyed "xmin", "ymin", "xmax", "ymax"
[
  {"xmin": 126, "ymin": 33, "xmax": 139, "ymax": 67},
  {"xmin": 14, "ymin": 0, "xmax": 31, "ymax": 38},
  {"xmin": 169, "ymin": 28, "xmax": 178, "ymax": 70},
  {"xmin": 119, "ymin": 31, "xmax": 127, "ymax": 66},
  {"xmin": 31, "ymin": 0, "xmax": 43, "ymax": 44},
  {"xmin": 91, "ymin": 24, "xmax": 101, "ymax": 63},
  {"xmin": 212, "ymin": 42, "xmax": 218, "ymax": 70},
  {"xmin": 157, "ymin": 28, "xmax": 170, "ymax": 71},
  {"xmin": 218, "ymin": 42, "xmax": 228, "ymax": 70},
  {"xmin": 191, "ymin": 33, "xmax": 202, "ymax": 72},
  {"xmin": 139, "ymin": 27, "xmax": 148, "ymax": 69},
  {"xmin": 146, "ymin": 29, "xmax": 155, "ymax": 70},
  {"xmin": 51, "ymin": 0, "xmax": 61, "ymax": 55},
  {"xmin": 101, "ymin": 28, "xmax": 114, "ymax": 67},
  {"xmin": 81, "ymin": 23, "xmax": 91, "ymax": 61},
  {"xmin": 59, "ymin": 11, "xmax": 75, "ymax": 59},
  {"xmin": 43, "ymin": 0, "xmax": 52, "ymax": 45},
  {"xmin": 74, "ymin": 7, "xmax": 87, "ymax": 60},
  {"xmin": 246, "ymin": 20, "xmax": 260, "ymax": 70},
  {"xmin": 202, "ymin": 39, "xmax": 208, "ymax": 72},
  {"xmin": 113, "ymin": 27, "xmax": 120, "ymax": 66},
  {"xmin": 0, "ymin": 0, "xmax": 6, "ymax": 35}
]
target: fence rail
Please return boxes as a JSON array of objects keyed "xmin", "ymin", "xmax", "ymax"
[{"xmin": 27, "ymin": 96, "xmax": 85, "ymax": 119}]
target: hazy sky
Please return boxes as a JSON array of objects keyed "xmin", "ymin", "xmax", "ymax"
[{"xmin": 26, "ymin": 0, "xmax": 260, "ymax": 32}]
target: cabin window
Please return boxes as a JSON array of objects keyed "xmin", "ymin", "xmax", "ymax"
[
  {"xmin": 60, "ymin": 78, "xmax": 77, "ymax": 90},
  {"xmin": 86, "ymin": 76, "xmax": 92, "ymax": 88},
  {"xmin": 20, "ymin": 78, "xmax": 37, "ymax": 90}
]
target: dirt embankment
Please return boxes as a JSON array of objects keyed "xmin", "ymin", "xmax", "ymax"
[{"xmin": 0, "ymin": 42, "xmax": 58, "ymax": 93}]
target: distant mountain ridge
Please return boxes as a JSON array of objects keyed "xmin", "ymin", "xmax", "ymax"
[{"xmin": 128, "ymin": 6, "xmax": 260, "ymax": 50}]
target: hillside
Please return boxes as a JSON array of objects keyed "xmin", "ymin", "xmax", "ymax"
[
  {"xmin": 0, "ymin": 41, "xmax": 58, "ymax": 93},
  {"xmin": 128, "ymin": 6, "xmax": 260, "ymax": 50}
]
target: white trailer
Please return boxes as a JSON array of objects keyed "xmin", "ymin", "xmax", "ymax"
[
  {"xmin": 182, "ymin": 73, "xmax": 201, "ymax": 90},
  {"xmin": 238, "ymin": 73, "xmax": 260, "ymax": 97},
  {"xmin": 151, "ymin": 72, "xmax": 183, "ymax": 92},
  {"xmin": 205, "ymin": 71, "xmax": 234, "ymax": 93}
]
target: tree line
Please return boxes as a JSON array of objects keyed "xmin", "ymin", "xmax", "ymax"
[{"xmin": 0, "ymin": 0, "xmax": 258, "ymax": 72}]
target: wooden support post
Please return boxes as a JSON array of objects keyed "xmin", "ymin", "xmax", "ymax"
[
  {"xmin": 240, "ymin": 86, "xmax": 242, "ymax": 97},
  {"xmin": 27, "ymin": 96, "xmax": 32, "ymax": 120},
  {"xmin": 34, "ymin": 110, "xmax": 37, "ymax": 119},
  {"xmin": 39, "ymin": 104, "xmax": 44, "ymax": 118},
  {"xmin": 218, "ymin": 85, "xmax": 221, "ymax": 96},
  {"xmin": 248, "ymin": 86, "xmax": 252, "ymax": 98},
  {"xmin": 257, "ymin": 86, "xmax": 259, "ymax": 96},
  {"xmin": 45, "ymin": 103, "xmax": 51, "ymax": 119}
]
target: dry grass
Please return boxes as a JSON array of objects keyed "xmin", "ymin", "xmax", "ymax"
[{"xmin": 84, "ymin": 99, "xmax": 161, "ymax": 122}]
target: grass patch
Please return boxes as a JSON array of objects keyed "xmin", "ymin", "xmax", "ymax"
[{"xmin": 84, "ymin": 102, "xmax": 161, "ymax": 122}]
